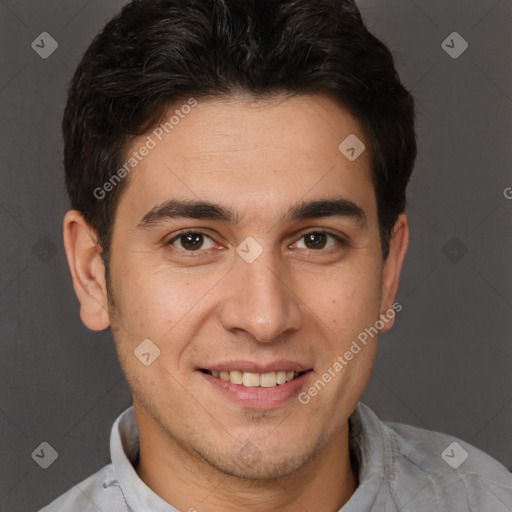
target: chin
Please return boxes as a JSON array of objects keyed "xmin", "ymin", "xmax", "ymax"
[
  {"xmin": 194, "ymin": 438, "xmax": 322, "ymax": 482},
  {"xmin": 208, "ymin": 454, "xmax": 306, "ymax": 481}
]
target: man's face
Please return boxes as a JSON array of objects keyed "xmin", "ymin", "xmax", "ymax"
[{"xmin": 105, "ymin": 94, "xmax": 396, "ymax": 478}]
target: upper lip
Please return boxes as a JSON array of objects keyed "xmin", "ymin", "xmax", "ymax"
[{"xmin": 198, "ymin": 360, "xmax": 312, "ymax": 374}]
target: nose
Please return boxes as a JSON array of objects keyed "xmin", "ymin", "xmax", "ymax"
[{"xmin": 218, "ymin": 249, "xmax": 303, "ymax": 343}]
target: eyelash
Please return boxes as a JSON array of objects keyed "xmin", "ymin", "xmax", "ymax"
[{"xmin": 166, "ymin": 228, "xmax": 348, "ymax": 255}]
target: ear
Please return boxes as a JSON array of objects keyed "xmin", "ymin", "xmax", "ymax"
[
  {"xmin": 378, "ymin": 213, "xmax": 409, "ymax": 332},
  {"xmin": 63, "ymin": 210, "xmax": 110, "ymax": 331}
]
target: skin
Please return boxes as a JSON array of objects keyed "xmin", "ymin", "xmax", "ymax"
[{"xmin": 63, "ymin": 93, "xmax": 409, "ymax": 512}]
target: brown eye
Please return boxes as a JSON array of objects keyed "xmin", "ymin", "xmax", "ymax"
[
  {"xmin": 168, "ymin": 231, "xmax": 215, "ymax": 252},
  {"xmin": 304, "ymin": 232, "xmax": 328, "ymax": 250},
  {"xmin": 295, "ymin": 231, "xmax": 343, "ymax": 251},
  {"xmin": 180, "ymin": 233, "xmax": 203, "ymax": 250}
]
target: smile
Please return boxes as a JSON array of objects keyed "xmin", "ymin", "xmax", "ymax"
[{"xmin": 200, "ymin": 369, "xmax": 305, "ymax": 388}]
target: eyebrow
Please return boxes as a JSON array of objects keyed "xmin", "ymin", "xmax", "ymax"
[{"xmin": 137, "ymin": 198, "xmax": 366, "ymax": 229}]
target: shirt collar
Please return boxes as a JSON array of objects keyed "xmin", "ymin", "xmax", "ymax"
[
  {"xmin": 110, "ymin": 402, "xmax": 392, "ymax": 511},
  {"xmin": 344, "ymin": 402, "xmax": 393, "ymax": 511}
]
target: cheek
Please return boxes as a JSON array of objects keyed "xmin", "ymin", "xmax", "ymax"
[
  {"xmin": 109, "ymin": 256, "xmax": 220, "ymax": 343},
  {"xmin": 117, "ymin": 283, "xmax": 180, "ymax": 347},
  {"xmin": 303, "ymin": 264, "xmax": 381, "ymax": 410},
  {"xmin": 307, "ymin": 257, "xmax": 382, "ymax": 334}
]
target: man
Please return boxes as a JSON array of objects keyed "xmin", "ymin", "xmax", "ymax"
[{"xmin": 41, "ymin": 0, "xmax": 512, "ymax": 510}]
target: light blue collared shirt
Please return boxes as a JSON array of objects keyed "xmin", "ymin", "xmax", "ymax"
[{"xmin": 39, "ymin": 402, "xmax": 512, "ymax": 511}]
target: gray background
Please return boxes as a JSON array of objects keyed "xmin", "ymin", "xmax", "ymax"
[{"xmin": 0, "ymin": 0, "xmax": 511, "ymax": 511}]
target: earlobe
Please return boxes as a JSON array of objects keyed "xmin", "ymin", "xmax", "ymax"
[
  {"xmin": 379, "ymin": 213, "xmax": 409, "ymax": 332},
  {"xmin": 63, "ymin": 210, "xmax": 111, "ymax": 331}
]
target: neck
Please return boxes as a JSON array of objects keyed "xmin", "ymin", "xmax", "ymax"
[{"xmin": 133, "ymin": 410, "xmax": 358, "ymax": 512}]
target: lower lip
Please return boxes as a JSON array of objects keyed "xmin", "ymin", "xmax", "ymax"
[{"xmin": 198, "ymin": 371, "xmax": 313, "ymax": 409}]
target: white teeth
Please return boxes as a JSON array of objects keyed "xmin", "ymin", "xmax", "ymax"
[
  {"xmin": 260, "ymin": 372, "xmax": 277, "ymax": 387},
  {"xmin": 276, "ymin": 370, "xmax": 287, "ymax": 385},
  {"xmin": 207, "ymin": 369, "xmax": 302, "ymax": 387},
  {"xmin": 230, "ymin": 370, "xmax": 243, "ymax": 385},
  {"xmin": 242, "ymin": 372, "xmax": 260, "ymax": 387}
]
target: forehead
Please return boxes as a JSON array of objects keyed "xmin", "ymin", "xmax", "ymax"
[
  {"xmin": 117, "ymin": 93, "xmax": 375, "ymax": 222},
  {"xmin": 153, "ymin": 93, "xmax": 367, "ymax": 159}
]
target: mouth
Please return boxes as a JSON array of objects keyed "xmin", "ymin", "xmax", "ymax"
[
  {"xmin": 200, "ymin": 369, "xmax": 307, "ymax": 388},
  {"xmin": 196, "ymin": 360, "xmax": 313, "ymax": 408},
  {"xmin": 197, "ymin": 362, "xmax": 313, "ymax": 409}
]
